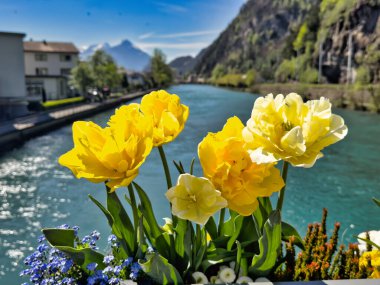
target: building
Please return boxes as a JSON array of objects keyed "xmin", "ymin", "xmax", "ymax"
[
  {"xmin": 0, "ymin": 32, "xmax": 27, "ymax": 120},
  {"xmin": 24, "ymin": 41, "xmax": 79, "ymax": 100}
]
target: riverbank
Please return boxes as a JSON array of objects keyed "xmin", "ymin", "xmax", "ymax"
[
  {"xmin": 187, "ymin": 81, "xmax": 380, "ymax": 113},
  {"xmin": 0, "ymin": 89, "xmax": 154, "ymax": 153},
  {"xmin": 249, "ymin": 83, "xmax": 380, "ymax": 112}
]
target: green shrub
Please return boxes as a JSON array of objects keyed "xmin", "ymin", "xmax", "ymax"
[
  {"xmin": 275, "ymin": 60, "xmax": 296, "ymax": 83},
  {"xmin": 299, "ymin": 67, "xmax": 319, "ymax": 83},
  {"xmin": 355, "ymin": 66, "xmax": 371, "ymax": 86},
  {"xmin": 245, "ymin": 70, "xmax": 256, "ymax": 86},
  {"xmin": 214, "ymin": 74, "xmax": 246, "ymax": 87}
]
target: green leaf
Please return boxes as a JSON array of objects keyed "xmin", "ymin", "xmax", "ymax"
[
  {"xmin": 133, "ymin": 182, "xmax": 163, "ymax": 238},
  {"xmin": 107, "ymin": 191, "xmax": 136, "ymax": 253},
  {"xmin": 55, "ymin": 246, "xmax": 105, "ymax": 270},
  {"xmin": 133, "ymin": 183, "xmax": 170, "ymax": 258},
  {"xmin": 356, "ymin": 236, "xmax": 380, "ymax": 250},
  {"xmin": 249, "ymin": 210, "xmax": 282, "ymax": 277},
  {"xmin": 139, "ymin": 253, "xmax": 183, "ymax": 285},
  {"xmin": 234, "ymin": 240, "xmax": 242, "ymax": 275},
  {"xmin": 373, "ymin": 197, "xmax": 380, "ymax": 207},
  {"xmin": 238, "ymin": 216, "xmax": 260, "ymax": 243},
  {"xmin": 205, "ymin": 217, "xmax": 218, "ymax": 240},
  {"xmin": 222, "ymin": 210, "xmax": 238, "ymax": 237},
  {"xmin": 281, "ymin": 221, "xmax": 305, "ymax": 250},
  {"xmin": 189, "ymin": 158, "xmax": 195, "ymax": 175},
  {"xmin": 42, "ymin": 229, "xmax": 75, "ymax": 247},
  {"xmin": 194, "ymin": 227, "xmax": 207, "ymax": 271},
  {"xmin": 88, "ymin": 194, "xmax": 132, "ymax": 257},
  {"xmin": 173, "ymin": 161, "xmax": 185, "ymax": 174},
  {"xmin": 227, "ymin": 215, "xmax": 244, "ymax": 251}
]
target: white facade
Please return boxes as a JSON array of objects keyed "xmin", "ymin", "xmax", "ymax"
[
  {"xmin": 24, "ymin": 41, "xmax": 79, "ymax": 100},
  {"xmin": 0, "ymin": 32, "xmax": 26, "ymax": 98},
  {"xmin": 24, "ymin": 52, "xmax": 78, "ymax": 77}
]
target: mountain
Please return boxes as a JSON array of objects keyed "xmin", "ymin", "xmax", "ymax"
[
  {"xmin": 192, "ymin": 0, "xmax": 380, "ymax": 84},
  {"xmin": 81, "ymin": 40, "xmax": 151, "ymax": 72},
  {"xmin": 169, "ymin": 56, "xmax": 196, "ymax": 77}
]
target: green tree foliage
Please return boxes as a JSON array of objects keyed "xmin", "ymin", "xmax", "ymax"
[
  {"xmin": 151, "ymin": 49, "xmax": 173, "ymax": 87},
  {"xmin": 70, "ymin": 62, "xmax": 95, "ymax": 95},
  {"xmin": 299, "ymin": 67, "xmax": 319, "ymax": 84},
  {"xmin": 211, "ymin": 64, "xmax": 227, "ymax": 80},
  {"xmin": 245, "ymin": 69, "xmax": 256, "ymax": 86},
  {"xmin": 355, "ymin": 66, "xmax": 371, "ymax": 86},
  {"xmin": 275, "ymin": 60, "xmax": 296, "ymax": 83},
  {"xmin": 89, "ymin": 50, "xmax": 122, "ymax": 90},
  {"xmin": 70, "ymin": 50, "xmax": 122, "ymax": 95}
]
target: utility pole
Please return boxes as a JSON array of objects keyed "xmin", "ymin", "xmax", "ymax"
[
  {"xmin": 347, "ymin": 32, "xmax": 353, "ymax": 84},
  {"xmin": 318, "ymin": 41, "xmax": 323, "ymax": 84}
]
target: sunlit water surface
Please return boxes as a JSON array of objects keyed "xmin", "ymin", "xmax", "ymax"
[{"xmin": 1, "ymin": 84, "xmax": 379, "ymax": 283}]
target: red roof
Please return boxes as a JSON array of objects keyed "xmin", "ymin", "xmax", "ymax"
[{"xmin": 24, "ymin": 41, "xmax": 79, "ymax": 54}]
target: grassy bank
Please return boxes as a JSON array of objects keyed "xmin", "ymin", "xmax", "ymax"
[
  {"xmin": 42, "ymin": 96, "xmax": 84, "ymax": 109},
  {"xmin": 249, "ymin": 83, "xmax": 380, "ymax": 112}
]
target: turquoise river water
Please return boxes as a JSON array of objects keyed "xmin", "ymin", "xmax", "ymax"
[{"xmin": 0, "ymin": 84, "xmax": 379, "ymax": 284}]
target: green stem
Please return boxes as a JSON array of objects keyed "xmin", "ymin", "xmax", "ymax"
[
  {"xmin": 218, "ymin": 208, "xmax": 226, "ymax": 235},
  {"xmin": 158, "ymin": 146, "xmax": 172, "ymax": 189},
  {"xmin": 276, "ymin": 161, "xmax": 289, "ymax": 211},
  {"xmin": 128, "ymin": 184, "xmax": 139, "ymax": 228}
]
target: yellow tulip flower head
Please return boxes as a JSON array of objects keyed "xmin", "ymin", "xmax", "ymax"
[
  {"xmin": 359, "ymin": 250, "xmax": 380, "ymax": 278},
  {"xmin": 140, "ymin": 90, "xmax": 189, "ymax": 146},
  {"xmin": 243, "ymin": 93, "xmax": 348, "ymax": 167},
  {"xmin": 198, "ymin": 117, "xmax": 284, "ymax": 216},
  {"xmin": 166, "ymin": 174, "xmax": 227, "ymax": 225},
  {"xmin": 59, "ymin": 104, "xmax": 153, "ymax": 192}
]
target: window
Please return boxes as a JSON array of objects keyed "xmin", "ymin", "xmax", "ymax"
[
  {"xmin": 36, "ymin": 68, "xmax": 48, "ymax": 75},
  {"xmin": 61, "ymin": 68, "xmax": 71, "ymax": 76},
  {"xmin": 60, "ymin": 54, "xmax": 72, "ymax": 62},
  {"xmin": 35, "ymin": 53, "xmax": 47, "ymax": 61}
]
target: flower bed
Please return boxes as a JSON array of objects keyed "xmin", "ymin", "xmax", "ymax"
[{"xmin": 20, "ymin": 90, "xmax": 379, "ymax": 284}]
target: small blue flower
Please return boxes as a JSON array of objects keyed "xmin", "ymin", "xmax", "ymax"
[
  {"xmin": 121, "ymin": 257, "xmax": 133, "ymax": 268},
  {"xmin": 102, "ymin": 265, "xmax": 113, "ymax": 274},
  {"xmin": 72, "ymin": 226, "xmax": 79, "ymax": 236},
  {"xmin": 103, "ymin": 255, "xmax": 114, "ymax": 265},
  {"xmin": 107, "ymin": 234, "xmax": 117, "ymax": 244},
  {"xmin": 86, "ymin": 262, "xmax": 98, "ymax": 271},
  {"xmin": 58, "ymin": 224, "xmax": 70, "ymax": 229},
  {"xmin": 37, "ymin": 244, "xmax": 49, "ymax": 253},
  {"xmin": 90, "ymin": 230, "xmax": 100, "ymax": 241},
  {"xmin": 60, "ymin": 259, "xmax": 73, "ymax": 273},
  {"xmin": 113, "ymin": 265, "xmax": 122, "ymax": 276},
  {"xmin": 131, "ymin": 262, "xmax": 141, "ymax": 273},
  {"xmin": 37, "ymin": 235, "xmax": 45, "ymax": 243},
  {"xmin": 81, "ymin": 235, "xmax": 91, "ymax": 244},
  {"xmin": 109, "ymin": 277, "xmax": 120, "ymax": 285}
]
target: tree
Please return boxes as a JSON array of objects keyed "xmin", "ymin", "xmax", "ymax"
[
  {"xmin": 89, "ymin": 50, "xmax": 122, "ymax": 90},
  {"xmin": 70, "ymin": 62, "xmax": 94, "ymax": 95},
  {"xmin": 151, "ymin": 49, "xmax": 173, "ymax": 87}
]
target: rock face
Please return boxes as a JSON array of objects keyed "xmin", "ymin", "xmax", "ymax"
[
  {"xmin": 192, "ymin": 0, "xmax": 380, "ymax": 83},
  {"xmin": 321, "ymin": 0, "xmax": 380, "ymax": 83},
  {"xmin": 81, "ymin": 40, "xmax": 151, "ymax": 72},
  {"xmin": 169, "ymin": 56, "xmax": 196, "ymax": 77}
]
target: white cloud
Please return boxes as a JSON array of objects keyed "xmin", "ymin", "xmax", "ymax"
[
  {"xmin": 155, "ymin": 2, "xmax": 187, "ymax": 13},
  {"xmin": 138, "ymin": 32, "xmax": 155, "ymax": 40},
  {"xmin": 135, "ymin": 42, "xmax": 207, "ymax": 50}
]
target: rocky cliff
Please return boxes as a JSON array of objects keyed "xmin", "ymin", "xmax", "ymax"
[{"xmin": 192, "ymin": 0, "xmax": 380, "ymax": 84}]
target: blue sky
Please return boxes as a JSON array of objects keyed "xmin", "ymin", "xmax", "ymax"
[{"xmin": 0, "ymin": 0, "xmax": 245, "ymax": 60}]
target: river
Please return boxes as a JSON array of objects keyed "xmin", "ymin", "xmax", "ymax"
[{"xmin": 1, "ymin": 84, "xmax": 379, "ymax": 283}]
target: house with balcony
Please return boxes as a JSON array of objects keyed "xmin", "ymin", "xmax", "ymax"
[{"xmin": 24, "ymin": 41, "xmax": 79, "ymax": 100}]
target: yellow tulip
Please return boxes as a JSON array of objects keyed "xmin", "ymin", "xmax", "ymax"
[
  {"xmin": 59, "ymin": 104, "xmax": 153, "ymax": 192},
  {"xmin": 140, "ymin": 90, "xmax": 189, "ymax": 146},
  {"xmin": 359, "ymin": 250, "xmax": 380, "ymax": 278},
  {"xmin": 243, "ymin": 93, "xmax": 348, "ymax": 167},
  {"xmin": 166, "ymin": 174, "xmax": 227, "ymax": 225},
  {"xmin": 198, "ymin": 117, "xmax": 284, "ymax": 216}
]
